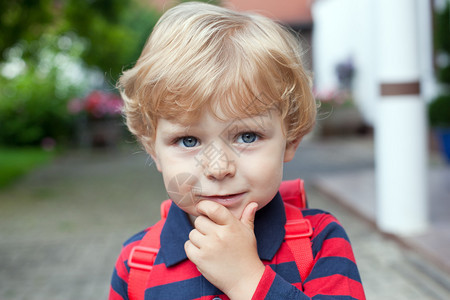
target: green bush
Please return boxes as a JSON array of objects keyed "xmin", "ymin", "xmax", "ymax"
[
  {"xmin": 0, "ymin": 75, "xmax": 73, "ymax": 146},
  {"xmin": 0, "ymin": 35, "xmax": 88, "ymax": 146},
  {"xmin": 0, "ymin": 1, "xmax": 162, "ymax": 147},
  {"xmin": 429, "ymin": 94, "xmax": 450, "ymax": 128}
]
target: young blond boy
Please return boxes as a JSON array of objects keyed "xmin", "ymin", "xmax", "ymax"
[{"xmin": 109, "ymin": 2, "xmax": 365, "ymax": 299}]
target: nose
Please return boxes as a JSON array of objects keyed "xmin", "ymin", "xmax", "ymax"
[{"xmin": 199, "ymin": 142, "xmax": 236, "ymax": 181}]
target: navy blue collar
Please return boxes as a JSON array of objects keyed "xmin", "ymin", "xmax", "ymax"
[{"xmin": 159, "ymin": 192, "xmax": 286, "ymax": 267}]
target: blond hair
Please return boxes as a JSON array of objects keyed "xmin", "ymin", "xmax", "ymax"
[{"xmin": 118, "ymin": 1, "xmax": 316, "ymax": 152}]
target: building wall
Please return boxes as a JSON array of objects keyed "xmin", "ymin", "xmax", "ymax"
[
  {"xmin": 223, "ymin": 0, "xmax": 314, "ymax": 71},
  {"xmin": 222, "ymin": 0, "xmax": 312, "ymax": 24},
  {"xmin": 312, "ymin": 0, "xmax": 437, "ymax": 126},
  {"xmin": 312, "ymin": 0, "xmax": 377, "ymax": 125}
]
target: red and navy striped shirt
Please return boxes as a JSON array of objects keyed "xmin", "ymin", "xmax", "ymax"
[{"xmin": 109, "ymin": 193, "xmax": 365, "ymax": 299}]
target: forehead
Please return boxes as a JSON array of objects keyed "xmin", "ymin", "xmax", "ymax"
[
  {"xmin": 164, "ymin": 102, "xmax": 279, "ymax": 128},
  {"xmin": 160, "ymin": 91, "xmax": 280, "ymax": 124}
]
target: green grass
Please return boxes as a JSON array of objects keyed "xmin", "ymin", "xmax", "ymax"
[{"xmin": 0, "ymin": 148, "xmax": 54, "ymax": 188}]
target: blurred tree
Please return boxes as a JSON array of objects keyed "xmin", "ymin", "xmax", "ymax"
[
  {"xmin": 0, "ymin": 0, "xmax": 214, "ymax": 147},
  {"xmin": 0, "ymin": 0, "xmax": 160, "ymax": 79},
  {"xmin": 62, "ymin": 0, "xmax": 157, "ymax": 79},
  {"xmin": 0, "ymin": 0, "xmax": 161, "ymax": 147},
  {"xmin": 0, "ymin": 0, "xmax": 54, "ymax": 58}
]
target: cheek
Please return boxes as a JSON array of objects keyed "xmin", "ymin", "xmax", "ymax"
[
  {"xmin": 240, "ymin": 148, "xmax": 284, "ymax": 188},
  {"xmin": 158, "ymin": 152, "xmax": 196, "ymax": 176},
  {"xmin": 250, "ymin": 143, "xmax": 285, "ymax": 173},
  {"xmin": 158, "ymin": 153, "xmax": 202, "ymax": 197},
  {"xmin": 165, "ymin": 172, "xmax": 201, "ymax": 210}
]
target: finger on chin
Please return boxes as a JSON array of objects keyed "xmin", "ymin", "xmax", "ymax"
[{"xmin": 196, "ymin": 200, "xmax": 231, "ymax": 225}]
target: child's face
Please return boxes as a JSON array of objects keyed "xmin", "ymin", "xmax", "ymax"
[{"xmin": 151, "ymin": 108, "xmax": 299, "ymax": 220}]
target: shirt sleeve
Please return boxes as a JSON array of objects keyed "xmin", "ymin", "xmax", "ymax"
[
  {"xmin": 252, "ymin": 212, "xmax": 366, "ymax": 300},
  {"xmin": 108, "ymin": 229, "xmax": 149, "ymax": 300},
  {"xmin": 109, "ymin": 247, "xmax": 130, "ymax": 300}
]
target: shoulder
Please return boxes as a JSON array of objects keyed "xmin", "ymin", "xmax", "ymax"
[
  {"xmin": 110, "ymin": 226, "xmax": 154, "ymax": 298},
  {"xmin": 114, "ymin": 222, "xmax": 163, "ymax": 270},
  {"xmin": 122, "ymin": 217, "xmax": 167, "ymax": 247},
  {"xmin": 123, "ymin": 227, "xmax": 151, "ymax": 247},
  {"xmin": 301, "ymin": 208, "xmax": 346, "ymax": 237},
  {"xmin": 113, "ymin": 226, "xmax": 153, "ymax": 268},
  {"xmin": 301, "ymin": 208, "xmax": 355, "ymax": 260}
]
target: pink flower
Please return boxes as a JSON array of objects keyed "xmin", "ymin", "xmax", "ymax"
[{"xmin": 68, "ymin": 90, "xmax": 123, "ymax": 118}]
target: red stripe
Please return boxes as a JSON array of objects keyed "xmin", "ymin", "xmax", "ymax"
[
  {"xmin": 319, "ymin": 238, "xmax": 356, "ymax": 263},
  {"xmin": 115, "ymin": 239, "xmax": 145, "ymax": 281},
  {"xmin": 265, "ymin": 243, "xmax": 295, "ymax": 264},
  {"xmin": 252, "ymin": 266, "xmax": 276, "ymax": 299},
  {"xmin": 303, "ymin": 274, "xmax": 365, "ymax": 299},
  {"xmin": 109, "ymin": 286, "xmax": 124, "ymax": 300},
  {"xmin": 115, "ymin": 255, "xmax": 129, "ymax": 282},
  {"xmin": 307, "ymin": 214, "xmax": 338, "ymax": 239}
]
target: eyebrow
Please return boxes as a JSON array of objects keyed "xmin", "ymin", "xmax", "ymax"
[
  {"xmin": 157, "ymin": 122, "xmax": 190, "ymax": 135},
  {"xmin": 235, "ymin": 114, "xmax": 274, "ymax": 130}
]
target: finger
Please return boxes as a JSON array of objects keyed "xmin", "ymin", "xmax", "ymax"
[
  {"xmin": 196, "ymin": 200, "xmax": 233, "ymax": 225},
  {"xmin": 188, "ymin": 229, "xmax": 205, "ymax": 248},
  {"xmin": 240, "ymin": 202, "xmax": 258, "ymax": 230},
  {"xmin": 184, "ymin": 240, "xmax": 200, "ymax": 260},
  {"xmin": 194, "ymin": 215, "xmax": 217, "ymax": 234}
]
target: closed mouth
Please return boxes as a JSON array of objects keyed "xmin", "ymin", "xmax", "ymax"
[{"xmin": 198, "ymin": 192, "xmax": 245, "ymax": 204}]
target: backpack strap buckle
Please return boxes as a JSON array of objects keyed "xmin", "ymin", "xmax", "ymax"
[
  {"xmin": 285, "ymin": 219, "xmax": 313, "ymax": 239},
  {"xmin": 128, "ymin": 246, "xmax": 159, "ymax": 271}
]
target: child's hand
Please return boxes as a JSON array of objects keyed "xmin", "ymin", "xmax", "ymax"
[{"xmin": 185, "ymin": 201, "xmax": 265, "ymax": 300}]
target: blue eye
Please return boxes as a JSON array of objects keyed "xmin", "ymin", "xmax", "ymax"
[
  {"xmin": 178, "ymin": 136, "xmax": 198, "ymax": 147},
  {"xmin": 237, "ymin": 132, "xmax": 258, "ymax": 143}
]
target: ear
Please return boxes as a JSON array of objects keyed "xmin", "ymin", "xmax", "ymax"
[{"xmin": 284, "ymin": 138, "xmax": 302, "ymax": 162}]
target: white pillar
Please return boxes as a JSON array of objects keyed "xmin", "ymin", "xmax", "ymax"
[
  {"xmin": 417, "ymin": 0, "xmax": 438, "ymax": 102},
  {"xmin": 375, "ymin": 0, "xmax": 428, "ymax": 235}
]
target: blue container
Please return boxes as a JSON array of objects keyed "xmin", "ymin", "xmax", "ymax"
[{"xmin": 436, "ymin": 128, "xmax": 450, "ymax": 163}]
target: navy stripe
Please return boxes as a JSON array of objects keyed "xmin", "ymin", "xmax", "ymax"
[
  {"xmin": 145, "ymin": 275, "xmax": 222, "ymax": 299},
  {"xmin": 266, "ymin": 273, "xmax": 310, "ymax": 300},
  {"xmin": 123, "ymin": 229, "xmax": 147, "ymax": 246},
  {"xmin": 124, "ymin": 260, "xmax": 130, "ymax": 273},
  {"xmin": 304, "ymin": 256, "xmax": 362, "ymax": 284},
  {"xmin": 111, "ymin": 268, "xmax": 128, "ymax": 299},
  {"xmin": 302, "ymin": 209, "xmax": 330, "ymax": 217},
  {"xmin": 145, "ymin": 276, "xmax": 202, "ymax": 299},
  {"xmin": 270, "ymin": 261, "xmax": 301, "ymax": 283},
  {"xmin": 203, "ymin": 278, "xmax": 224, "ymax": 296},
  {"xmin": 311, "ymin": 221, "xmax": 350, "ymax": 258}
]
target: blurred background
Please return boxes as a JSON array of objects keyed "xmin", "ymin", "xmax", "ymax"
[{"xmin": 0, "ymin": 0, "xmax": 449, "ymax": 299}]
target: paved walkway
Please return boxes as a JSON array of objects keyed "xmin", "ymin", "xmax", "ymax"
[{"xmin": 0, "ymin": 137, "xmax": 449, "ymax": 299}]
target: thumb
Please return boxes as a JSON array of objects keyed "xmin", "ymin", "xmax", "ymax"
[{"xmin": 240, "ymin": 202, "xmax": 258, "ymax": 229}]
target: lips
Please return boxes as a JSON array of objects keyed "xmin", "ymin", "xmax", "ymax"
[{"xmin": 198, "ymin": 192, "xmax": 245, "ymax": 206}]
